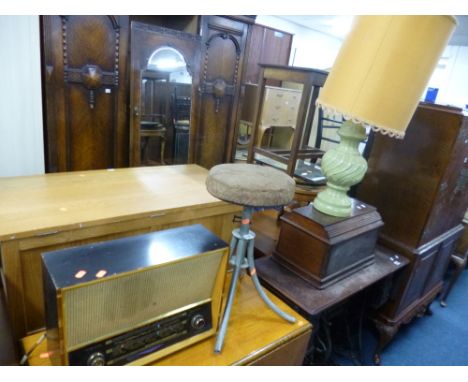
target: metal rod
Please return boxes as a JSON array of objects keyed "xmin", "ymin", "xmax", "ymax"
[
  {"xmin": 214, "ymin": 238, "xmax": 246, "ymax": 353},
  {"xmin": 246, "ymin": 239, "xmax": 296, "ymax": 323}
]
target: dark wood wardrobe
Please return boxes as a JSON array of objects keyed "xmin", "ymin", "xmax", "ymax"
[
  {"xmin": 356, "ymin": 103, "xmax": 468, "ymax": 364},
  {"xmin": 40, "ymin": 15, "xmax": 293, "ymax": 172}
]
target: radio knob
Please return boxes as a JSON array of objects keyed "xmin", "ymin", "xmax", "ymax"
[
  {"xmin": 87, "ymin": 352, "xmax": 105, "ymax": 366},
  {"xmin": 191, "ymin": 314, "xmax": 206, "ymax": 330}
]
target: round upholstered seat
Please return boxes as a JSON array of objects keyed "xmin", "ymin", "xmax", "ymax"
[{"xmin": 206, "ymin": 164, "xmax": 295, "ymax": 207}]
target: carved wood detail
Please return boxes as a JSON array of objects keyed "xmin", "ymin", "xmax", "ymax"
[
  {"xmin": 132, "ymin": 23, "xmax": 201, "ymax": 42},
  {"xmin": 61, "ymin": 16, "xmax": 120, "ymax": 109},
  {"xmin": 201, "ymin": 33, "xmax": 241, "ymax": 113}
]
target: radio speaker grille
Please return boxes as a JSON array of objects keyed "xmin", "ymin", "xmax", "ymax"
[{"xmin": 62, "ymin": 251, "xmax": 223, "ymax": 350}]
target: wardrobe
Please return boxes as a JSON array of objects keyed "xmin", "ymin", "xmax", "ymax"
[{"xmin": 40, "ymin": 15, "xmax": 293, "ymax": 172}]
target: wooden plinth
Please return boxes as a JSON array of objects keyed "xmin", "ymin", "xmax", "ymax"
[{"xmin": 273, "ymin": 199, "xmax": 384, "ymax": 289}]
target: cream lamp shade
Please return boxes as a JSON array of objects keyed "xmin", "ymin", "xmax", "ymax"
[
  {"xmin": 316, "ymin": 15, "xmax": 457, "ymax": 138},
  {"xmin": 313, "ymin": 15, "xmax": 457, "ymax": 218}
]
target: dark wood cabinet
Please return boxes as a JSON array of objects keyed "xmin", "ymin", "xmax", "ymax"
[
  {"xmin": 41, "ymin": 16, "xmax": 130, "ymax": 172},
  {"xmin": 356, "ymin": 103, "xmax": 468, "ymax": 363}
]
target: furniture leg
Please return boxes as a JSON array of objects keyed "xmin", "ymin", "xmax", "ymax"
[
  {"xmin": 440, "ymin": 253, "xmax": 467, "ymax": 307},
  {"xmin": 357, "ymin": 296, "xmax": 366, "ymax": 365},
  {"xmin": 319, "ymin": 316, "xmax": 333, "ymax": 365},
  {"xmin": 424, "ymin": 301, "xmax": 434, "ymax": 316},
  {"xmin": 160, "ymin": 135, "xmax": 166, "ymax": 165},
  {"xmin": 373, "ymin": 320, "xmax": 399, "ymax": 365},
  {"xmin": 141, "ymin": 137, "xmax": 149, "ymax": 165}
]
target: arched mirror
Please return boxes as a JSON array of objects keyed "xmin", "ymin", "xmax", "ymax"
[{"xmin": 130, "ymin": 23, "xmax": 201, "ymax": 166}]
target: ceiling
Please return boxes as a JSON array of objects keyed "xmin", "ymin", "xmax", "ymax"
[{"xmin": 278, "ymin": 15, "xmax": 468, "ymax": 46}]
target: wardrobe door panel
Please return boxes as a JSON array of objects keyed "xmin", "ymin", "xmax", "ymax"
[
  {"xmin": 42, "ymin": 15, "xmax": 129, "ymax": 172},
  {"xmin": 196, "ymin": 16, "xmax": 250, "ymax": 168}
]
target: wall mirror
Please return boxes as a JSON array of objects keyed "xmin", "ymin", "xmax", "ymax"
[{"xmin": 130, "ymin": 22, "xmax": 201, "ymax": 166}]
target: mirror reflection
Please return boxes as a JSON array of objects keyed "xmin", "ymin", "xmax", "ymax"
[
  {"xmin": 257, "ymin": 81, "xmax": 303, "ymax": 151},
  {"xmin": 140, "ymin": 46, "xmax": 192, "ymax": 166}
]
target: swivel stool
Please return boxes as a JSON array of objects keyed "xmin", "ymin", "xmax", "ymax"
[{"xmin": 206, "ymin": 163, "xmax": 297, "ymax": 353}]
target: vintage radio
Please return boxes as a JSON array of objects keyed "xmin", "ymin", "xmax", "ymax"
[{"xmin": 42, "ymin": 224, "xmax": 228, "ymax": 365}]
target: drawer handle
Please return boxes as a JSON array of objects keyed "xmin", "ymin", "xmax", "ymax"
[
  {"xmin": 275, "ymin": 105, "xmax": 281, "ymax": 110},
  {"xmin": 36, "ymin": 230, "xmax": 59, "ymax": 237},
  {"xmin": 276, "ymin": 93, "xmax": 284, "ymax": 98},
  {"xmin": 149, "ymin": 212, "xmax": 166, "ymax": 218}
]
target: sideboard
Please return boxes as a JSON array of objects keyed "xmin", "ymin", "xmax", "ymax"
[{"xmin": 0, "ymin": 165, "xmax": 241, "ymax": 340}]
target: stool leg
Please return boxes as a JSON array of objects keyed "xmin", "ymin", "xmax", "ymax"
[
  {"xmin": 246, "ymin": 239, "xmax": 297, "ymax": 323},
  {"xmin": 228, "ymin": 235, "xmax": 237, "ymax": 264},
  {"xmin": 214, "ymin": 238, "xmax": 246, "ymax": 353}
]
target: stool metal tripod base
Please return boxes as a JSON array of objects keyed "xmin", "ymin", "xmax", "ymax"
[{"xmin": 214, "ymin": 207, "xmax": 296, "ymax": 353}]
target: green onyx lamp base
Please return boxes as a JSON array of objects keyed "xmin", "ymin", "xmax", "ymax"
[
  {"xmin": 313, "ymin": 120, "xmax": 368, "ymax": 218},
  {"xmin": 313, "ymin": 183, "xmax": 353, "ymax": 217}
]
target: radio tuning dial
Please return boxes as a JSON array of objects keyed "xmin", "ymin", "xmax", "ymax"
[
  {"xmin": 191, "ymin": 314, "xmax": 206, "ymax": 330},
  {"xmin": 87, "ymin": 352, "xmax": 105, "ymax": 366}
]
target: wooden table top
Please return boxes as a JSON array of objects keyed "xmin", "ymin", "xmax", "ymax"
[
  {"xmin": 21, "ymin": 274, "xmax": 311, "ymax": 366},
  {"xmin": 0, "ymin": 165, "xmax": 234, "ymax": 241},
  {"xmin": 257, "ymin": 246, "xmax": 409, "ymax": 317}
]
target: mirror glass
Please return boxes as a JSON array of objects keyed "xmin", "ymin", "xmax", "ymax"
[{"xmin": 139, "ymin": 46, "xmax": 192, "ymax": 166}]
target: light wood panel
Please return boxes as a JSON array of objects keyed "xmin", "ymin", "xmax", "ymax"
[
  {"xmin": 21, "ymin": 275, "xmax": 311, "ymax": 366},
  {"xmin": 0, "ymin": 165, "xmax": 233, "ymax": 240}
]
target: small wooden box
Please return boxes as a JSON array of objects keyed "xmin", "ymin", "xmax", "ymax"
[{"xmin": 273, "ymin": 199, "xmax": 384, "ymax": 289}]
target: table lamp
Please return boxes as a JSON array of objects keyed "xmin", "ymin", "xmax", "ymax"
[
  {"xmin": 313, "ymin": 15, "xmax": 457, "ymax": 217},
  {"xmin": 271, "ymin": 16, "xmax": 457, "ymax": 289}
]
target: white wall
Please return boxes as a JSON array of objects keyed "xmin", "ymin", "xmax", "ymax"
[
  {"xmin": 255, "ymin": 15, "xmax": 343, "ymax": 70},
  {"xmin": 425, "ymin": 45, "xmax": 468, "ymax": 109},
  {"xmin": 0, "ymin": 15, "xmax": 44, "ymax": 177}
]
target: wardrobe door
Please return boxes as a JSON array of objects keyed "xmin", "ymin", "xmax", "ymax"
[
  {"xmin": 42, "ymin": 16, "xmax": 129, "ymax": 172},
  {"xmin": 195, "ymin": 16, "xmax": 250, "ymax": 168},
  {"xmin": 243, "ymin": 24, "xmax": 293, "ymax": 85}
]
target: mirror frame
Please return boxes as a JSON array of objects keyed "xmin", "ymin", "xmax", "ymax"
[{"xmin": 129, "ymin": 22, "xmax": 201, "ymax": 166}]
